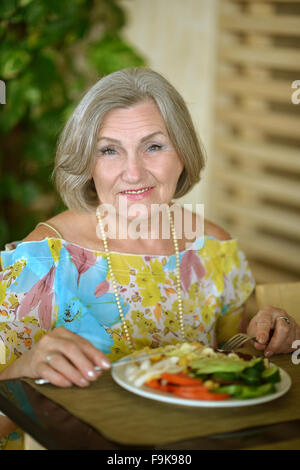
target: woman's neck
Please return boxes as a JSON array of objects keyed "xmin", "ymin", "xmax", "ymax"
[
  {"xmin": 95, "ymin": 203, "xmax": 202, "ymax": 255},
  {"xmin": 60, "ymin": 206, "xmax": 203, "ymax": 255}
]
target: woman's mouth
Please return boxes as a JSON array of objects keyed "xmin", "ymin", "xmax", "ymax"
[{"xmin": 119, "ymin": 186, "xmax": 154, "ymax": 200}]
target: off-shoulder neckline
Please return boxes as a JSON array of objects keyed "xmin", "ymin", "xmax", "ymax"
[{"xmin": 9, "ymin": 235, "xmax": 235, "ymax": 258}]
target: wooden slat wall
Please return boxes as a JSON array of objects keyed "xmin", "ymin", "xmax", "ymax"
[{"xmin": 212, "ymin": 0, "xmax": 300, "ymax": 293}]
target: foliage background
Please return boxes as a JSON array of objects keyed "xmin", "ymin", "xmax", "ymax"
[{"xmin": 0, "ymin": 0, "xmax": 145, "ymax": 248}]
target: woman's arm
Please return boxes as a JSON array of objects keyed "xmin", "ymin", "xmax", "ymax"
[
  {"xmin": 204, "ymin": 219, "xmax": 231, "ymax": 241},
  {"xmin": 0, "ymin": 327, "xmax": 111, "ymax": 386},
  {"xmin": 0, "ymin": 355, "xmax": 27, "ymax": 380},
  {"xmin": 0, "ymin": 415, "xmax": 17, "ymax": 439}
]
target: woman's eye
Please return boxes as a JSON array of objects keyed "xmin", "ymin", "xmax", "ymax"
[
  {"xmin": 148, "ymin": 144, "xmax": 163, "ymax": 152},
  {"xmin": 99, "ymin": 147, "xmax": 116, "ymax": 155}
]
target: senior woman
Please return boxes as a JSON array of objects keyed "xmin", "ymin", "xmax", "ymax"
[{"xmin": 0, "ymin": 68, "xmax": 299, "ymax": 447}]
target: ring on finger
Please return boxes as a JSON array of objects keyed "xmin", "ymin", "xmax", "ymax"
[
  {"xmin": 45, "ymin": 353, "xmax": 55, "ymax": 365},
  {"xmin": 276, "ymin": 316, "xmax": 290, "ymax": 325}
]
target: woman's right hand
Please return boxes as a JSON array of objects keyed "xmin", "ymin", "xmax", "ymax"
[{"xmin": 10, "ymin": 327, "xmax": 111, "ymax": 387}]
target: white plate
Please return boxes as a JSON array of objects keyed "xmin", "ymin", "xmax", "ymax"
[{"xmin": 112, "ymin": 363, "xmax": 292, "ymax": 408}]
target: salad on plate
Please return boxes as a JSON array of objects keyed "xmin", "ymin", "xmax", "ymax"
[{"xmin": 122, "ymin": 342, "xmax": 282, "ymax": 401}]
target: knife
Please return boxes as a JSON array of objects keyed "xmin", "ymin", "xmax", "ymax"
[{"xmin": 34, "ymin": 351, "xmax": 165, "ymax": 385}]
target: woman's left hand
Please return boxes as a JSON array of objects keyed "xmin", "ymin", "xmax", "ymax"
[{"xmin": 247, "ymin": 305, "xmax": 300, "ymax": 357}]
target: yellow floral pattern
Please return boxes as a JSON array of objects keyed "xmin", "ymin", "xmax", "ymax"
[
  {"xmin": 103, "ymin": 238, "xmax": 255, "ymax": 360},
  {"xmin": 0, "ymin": 237, "xmax": 255, "ymax": 363},
  {"xmin": 0, "ymin": 236, "xmax": 255, "ymax": 448}
]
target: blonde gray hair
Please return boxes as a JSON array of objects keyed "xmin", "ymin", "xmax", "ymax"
[{"xmin": 53, "ymin": 67, "xmax": 206, "ymax": 212}]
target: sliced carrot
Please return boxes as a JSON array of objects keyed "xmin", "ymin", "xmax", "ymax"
[
  {"xmin": 173, "ymin": 389, "xmax": 230, "ymax": 401},
  {"xmin": 161, "ymin": 372, "xmax": 203, "ymax": 386},
  {"xmin": 207, "ymin": 393, "xmax": 231, "ymax": 401},
  {"xmin": 167, "ymin": 384, "xmax": 208, "ymax": 393},
  {"xmin": 171, "ymin": 389, "xmax": 207, "ymax": 399},
  {"xmin": 146, "ymin": 375, "xmax": 230, "ymax": 400},
  {"xmin": 146, "ymin": 379, "xmax": 171, "ymax": 392}
]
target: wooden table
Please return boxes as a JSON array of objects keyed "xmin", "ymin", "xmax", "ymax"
[{"xmin": 0, "ymin": 354, "xmax": 299, "ymax": 450}]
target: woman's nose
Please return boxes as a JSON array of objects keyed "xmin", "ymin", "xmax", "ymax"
[{"xmin": 122, "ymin": 155, "xmax": 144, "ymax": 183}]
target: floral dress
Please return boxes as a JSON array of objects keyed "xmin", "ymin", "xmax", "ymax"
[{"xmin": 0, "ymin": 235, "xmax": 255, "ymax": 449}]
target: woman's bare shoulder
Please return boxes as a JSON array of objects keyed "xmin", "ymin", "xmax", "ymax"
[
  {"xmin": 204, "ymin": 219, "xmax": 231, "ymax": 241},
  {"xmin": 23, "ymin": 225, "xmax": 57, "ymax": 242},
  {"xmin": 23, "ymin": 210, "xmax": 78, "ymax": 242},
  {"xmin": 179, "ymin": 208, "xmax": 231, "ymax": 242}
]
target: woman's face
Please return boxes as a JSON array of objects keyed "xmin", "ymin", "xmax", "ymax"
[{"xmin": 93, "ymin": 100, "xmax": 184, "ymax": 221}]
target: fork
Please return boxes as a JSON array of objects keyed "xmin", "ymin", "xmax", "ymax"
[
  {"xmin": 34, "ymin": 351, "xmax": 164, "ymax": 385},
  {"xmin": 220, "ymin": 333, "xmax": 256, "ymax": 351}
]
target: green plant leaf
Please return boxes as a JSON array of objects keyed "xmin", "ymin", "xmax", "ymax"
[
  {"xmin": 42, "ymin": 0, "xmax": 79, "ymax": 16},
  {"xmin": 24, "ymin": 86, "xmax": 42, "ymax": 106},
  {"xmin": 0, "ymin": 47, "xmax": 31, "ymax": 79},
  {"xmin": 24, "ymin": 133, "xmax": 53, "ymax": 166},
  {"xmin": 29, "ymin": 53, "xmax": 59, "ymax": 92},
  {"xmin": 19, "ymin": 0, "xmax": 34, "ymax": 7},
  {"xmin": 1, "ymin": 173, "xmax": 22, "ymax": 202},
  {"xmin": 23, "ymin": 1, "xmax": 47, "ymax": 26},
  {"xmin": 97, "ymin": 0, "xmax": 126, "ymax": 31},
  {"xmin": 0, "ymin": 21, "xmax": 8, "ymax": 38},
  {"xmin": 88, "ymin": 33, "xmax": 145, "ymax": 75},
  {"xmin": 36, "ymin": 16, "xmax": 75, "ymax": 48},
  {"xmin": 21, "ymin": 180, "xmax": 41, "ymax": 204},
  {"xmin": 0, "ymin": 0, "xmax": 18, "ymax": 19},
  {"xmin": 34, "ymin": 108, "xmax": 64, "ymax": 139},
  {"xmin": 0, "ymin": 218, "xmax": 10, "ymax": 249},
  {"xmin": 0, "ymin": 79, "xmax": 27, "ymax": 132}
]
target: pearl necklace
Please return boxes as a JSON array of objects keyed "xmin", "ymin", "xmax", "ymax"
[{"xmin": 96, "ymin": 205, "xmax": 186, "ymax": 352}]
